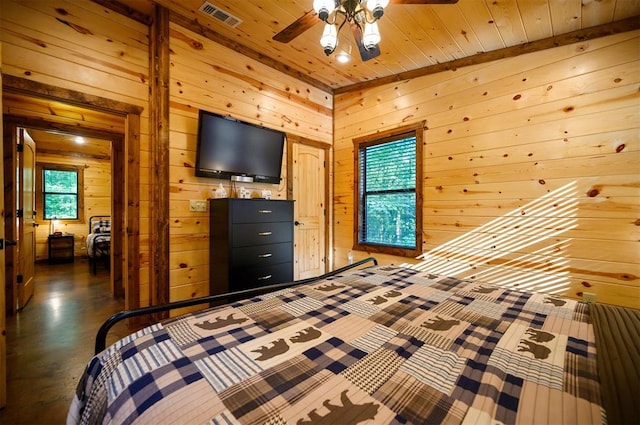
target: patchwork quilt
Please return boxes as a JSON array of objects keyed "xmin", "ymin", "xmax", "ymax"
[{"xmin": 68, "ymin": 265, "xmax": 604, "ymax": 425}]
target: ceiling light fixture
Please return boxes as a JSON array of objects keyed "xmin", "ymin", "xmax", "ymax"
[
  {"xmin": 335, "ymin": 51, "xmax": 351, "ymax": 63},
  {"xmin": 313, "ymin": 0, "xmax": 388, "ymax": 56}
]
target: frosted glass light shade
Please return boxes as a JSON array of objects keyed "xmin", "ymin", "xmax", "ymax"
[
  {"xmin": 362, "ymin": 22, "xmax": 381, "ymax": 49},
  {"xmin": 320, "ymin": 23, "xmax": 338, "ymax": 54}
]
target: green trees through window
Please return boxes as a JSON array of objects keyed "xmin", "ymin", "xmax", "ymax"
[
  {"xmin": 360, "ymin": 138, "xmax": 416, "ymax": 248},
  {"xmin": 354, "ymin": 122, "xmax": 424, "ymax": 257},
  {"xmin": 43, "ymin": 168, "xmax": 79, "ymax": 220}
]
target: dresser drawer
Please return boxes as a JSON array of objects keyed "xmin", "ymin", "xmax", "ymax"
[
  {"xmin": 231, "ymin": 200, "xmax": 293, "ymax": 223},
  {"xmin": 232, "ymin": 222, "xmax": 292, "ymax": 247},
  {"xmin": 231, "ymin": 242, "xmax": 292, "ymax": 268},
  {"xmin": 230, "ymin": 262, "xmax": 293, "ymax": 290}
]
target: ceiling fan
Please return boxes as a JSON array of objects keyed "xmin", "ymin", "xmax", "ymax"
[{"xmin": 273, "ymin": 0, "xmax": 459, "ymax": 62}]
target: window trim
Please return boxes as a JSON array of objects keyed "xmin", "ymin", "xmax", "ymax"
[
  {"xmin": 36, "ymin": 163, "xmax": 85, "ymax": 224},
  {"xmin": 353, "ymin": 121, "xmax": 424, "ymax": 258}
]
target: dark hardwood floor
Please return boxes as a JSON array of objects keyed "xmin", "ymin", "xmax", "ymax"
[{"xmin": 0, "ymin": 259, "xmax": 138, "ymax": 425}]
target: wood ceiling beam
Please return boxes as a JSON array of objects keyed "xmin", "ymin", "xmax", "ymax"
[{"xmin": 334, "ymin": 16, "xmax": 640, "ymax": 94}]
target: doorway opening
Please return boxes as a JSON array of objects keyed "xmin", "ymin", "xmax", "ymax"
[{"xmin": 2, "ymin": 76, "xmax": 142, "ymax": 316}]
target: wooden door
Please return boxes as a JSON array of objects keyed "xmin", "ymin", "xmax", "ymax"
[
  {"xmin": 292, "ymin": 143, "xmax": 327, "ymax": 280},
  {"xmin": 3, "ymin": 123, "xmax": 17, "ymax": 316},
  {"xmin": 17, "ymin": 129, "xmax": 36, "ymax": 309}
]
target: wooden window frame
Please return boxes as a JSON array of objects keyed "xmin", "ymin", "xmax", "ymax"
[
  {"xmin": 36, "ymin": 162, "xmax": 85, "ymax": 225},
  {"xmin": 353, "ymin": 121, "xmax": 424, "ymax": 258}
]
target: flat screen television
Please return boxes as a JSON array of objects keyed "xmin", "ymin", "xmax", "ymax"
[{"xmin": 195, "ymin": 110, "xmax": 285, "ymax": 184}]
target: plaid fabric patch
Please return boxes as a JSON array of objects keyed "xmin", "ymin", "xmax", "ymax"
[
  {"xmin": 219, "ymin": 356, "xmax": 331, "ymax": 423},
  {"xmin": 339, "ymin": 299, "xmax": 380, "ymax": 318},
  {"xmin": 302, "ymin": 337, "xmax": 367, "ymax": 374},
  {"xmin": 466, "ymin": 298, "xmax": 508, "ymax": 320},
  {"xmin": 375, "ymin": 371, "xmax": 463, "ymax": 424},
  {"xmin": 400, "ymin": 343, "xmax": 466, "ymax": 395},
  {"xmin": 430, "ymin": 299, "xmax": 465, "ymax": 317},
  {"xmin": 369, "ymin": 299, "xmax": 424, "ymax": 329},
  {"xmin": 324, "ymin": 287, "xmax": 368, "ymax": 304},
  {"xmin": 78, "ymin": 352, "xmax": 122, "ymax": 424},
  {"xmin": 165, "ymin": 318, "xmax": 203, "ymax": 348},
  {"xmin": 108, "ymin": 339, "xmax": 184, "ymax": 400},
  {"xmin": 107, "ymin": 358, "xmax": 203, "ymax": 424},
  {"xmin": 351, "ymin": 325, "xmax": 398, "ymax": 353},
  {"xmin": 429, "ymin": 276, "xmax": 472, "ymax": 292},
  {"xmin": 195, "ymin": 346, "xmax": 263, "ymax": 392},
  {"xmin": 563, "ymin": 349, "xmax": 601, "ymax": 403},
  {"xmin": 488, "ymin": 347, "xmax": 564, "ymax": 390},
  {"xmin": 452, "ymin": 325, "xmax": 502, "ymax": 362},
  {"xmin": 184, "ymin": 323, "xmax": 269, "ymax": 361},
  {"xmin": 206, "ymin": 410, "xmax": 239, "ymax": 425},
  {"xmin": 399, "ymin": 294, "xmax": 437, "ymax": 312},
  {"xmin": 400, "ymin": 325, "xmax": 455, "ymax": 350},
  {"xmin": 451, "ymin": 361, "xmax": 523, "ymax": 416},
  {"xmin": 297, "ymin": 304, "xmax": 350, "ymax": 328},
  {"xmin": 341, "ymin": 347, "xmax": 405, "ymax": 394},
  {"xmin": 105, "ymin": 324, "xmax": 163, "ymax": 357},
  {"xmin": 249, "ymin": 308, "xmax": 298, "ymax": 333},
  {"xmin": 382, "ymin": 334, "xmax": 424, "ymax": 360},
  {"xmin": 495, "ymin": 287, "xmax": 531, "ymax": 310},
  {"xmin": 280, "ymin": 296, "xmax": 326, "ymax": 317},
  {"xmin": 237, "ymin": 297, "xmax": 284, "ymax": 316}
]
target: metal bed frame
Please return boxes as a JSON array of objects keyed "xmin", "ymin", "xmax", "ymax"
[{"xmin": 88, "ymin": 215, "xmax": 111, "ymax": 274}]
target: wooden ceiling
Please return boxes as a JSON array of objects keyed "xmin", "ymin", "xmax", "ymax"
[
  {"xmin": 106, "ymin": 0, "xmax": 640, "ymax": 93},
  {"xmin": 3, "ymin": 91, "xmax": 122, "ymax": 158},
  {"xmin": 25, "ymin": 128, "xmax": 112, "ymax": 160}
]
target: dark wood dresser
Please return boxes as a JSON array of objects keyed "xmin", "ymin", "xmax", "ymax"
[{"xmin": 209, "ymin": 198, "xmax": 294, "ymax": 295}]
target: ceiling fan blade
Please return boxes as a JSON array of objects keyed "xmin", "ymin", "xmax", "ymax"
[
  {"xmin": 273, "ymin": 10, "xmax": 321, "ymax": 43},
  {"xmin": 350, "ymin": 22, "xmax": 381, "ymax": 62},
  {"xmin": 389, "ymin": 0, "xmax": 458, "ymax": 4}
]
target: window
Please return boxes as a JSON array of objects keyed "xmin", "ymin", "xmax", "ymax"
[
  {"xmin": 40, "ymin": 164, "xmax": 83, "ymax": 220},
  {"xmin": 354, "ymin": 122, "xmax": 423, "ymax": 257}
]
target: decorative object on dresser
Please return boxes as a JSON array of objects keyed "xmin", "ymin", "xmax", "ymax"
[
  {"xmin": 48, "ymin": 234, "xmax": 74, "ymax": 264},
  {"xmin": 209, "ymin": 198, "xmax": 294, "ymax": 297}
]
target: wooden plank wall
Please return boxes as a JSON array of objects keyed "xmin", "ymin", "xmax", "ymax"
[
  {"xmin": 0, "ymin": 0, "xmax": 150, "ymax": 301},
  {"xmin": 33, "ymin": 153, "xmax": 111, "ymax": 261},
  {"xmin": 333, "ymin": 30, "xmax": 640, "ymax": 309},
  {"xmin": 167, "ymin": 22, "xmax": 332, "ymax": 314}
]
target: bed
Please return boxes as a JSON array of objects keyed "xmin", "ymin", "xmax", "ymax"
[
  {"xmin": 87, "ymin": 215, "xmax": 111, "ymax": 274},
  {"xmin": 68, "ymin": 258, "xmax": 639, "ymax": 425}
]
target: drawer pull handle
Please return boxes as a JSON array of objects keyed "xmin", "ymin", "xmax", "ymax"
[
  {"xmin": 258, "ymin": 253, "xmax": 272, "ymax": 258},
  {"xmin": 258, "ymin": 210, "xmax": 272, "ymax": 214},
  {"xmin": 258, "ymin": 231, "xmax": 272, "ymax": 236},
  {"xmin": 257, "ymin": 274, "xmax": 272, "ymax": 281}
]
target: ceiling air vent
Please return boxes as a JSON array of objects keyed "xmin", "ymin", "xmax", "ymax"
[{"xmin": 198, "ymin": 2, "xmax": 242, "ymax": 28}]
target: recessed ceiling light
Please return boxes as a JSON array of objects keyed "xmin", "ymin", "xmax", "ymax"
[
  {"xmin": 75, "ymin": 136, "xmax": 85, "ymax": 144},
  {"xmin": 336, "ymin": 52, "xmax": 350, "ymax": 63}
]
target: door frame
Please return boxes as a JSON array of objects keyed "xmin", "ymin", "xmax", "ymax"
[
  {"xmin": 2, "ymin": 75, "xmax": 142, "ymax": 312},
  {"xmin": 286, "ymin": 134, "xmax": 331, "ymax": 273}
]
